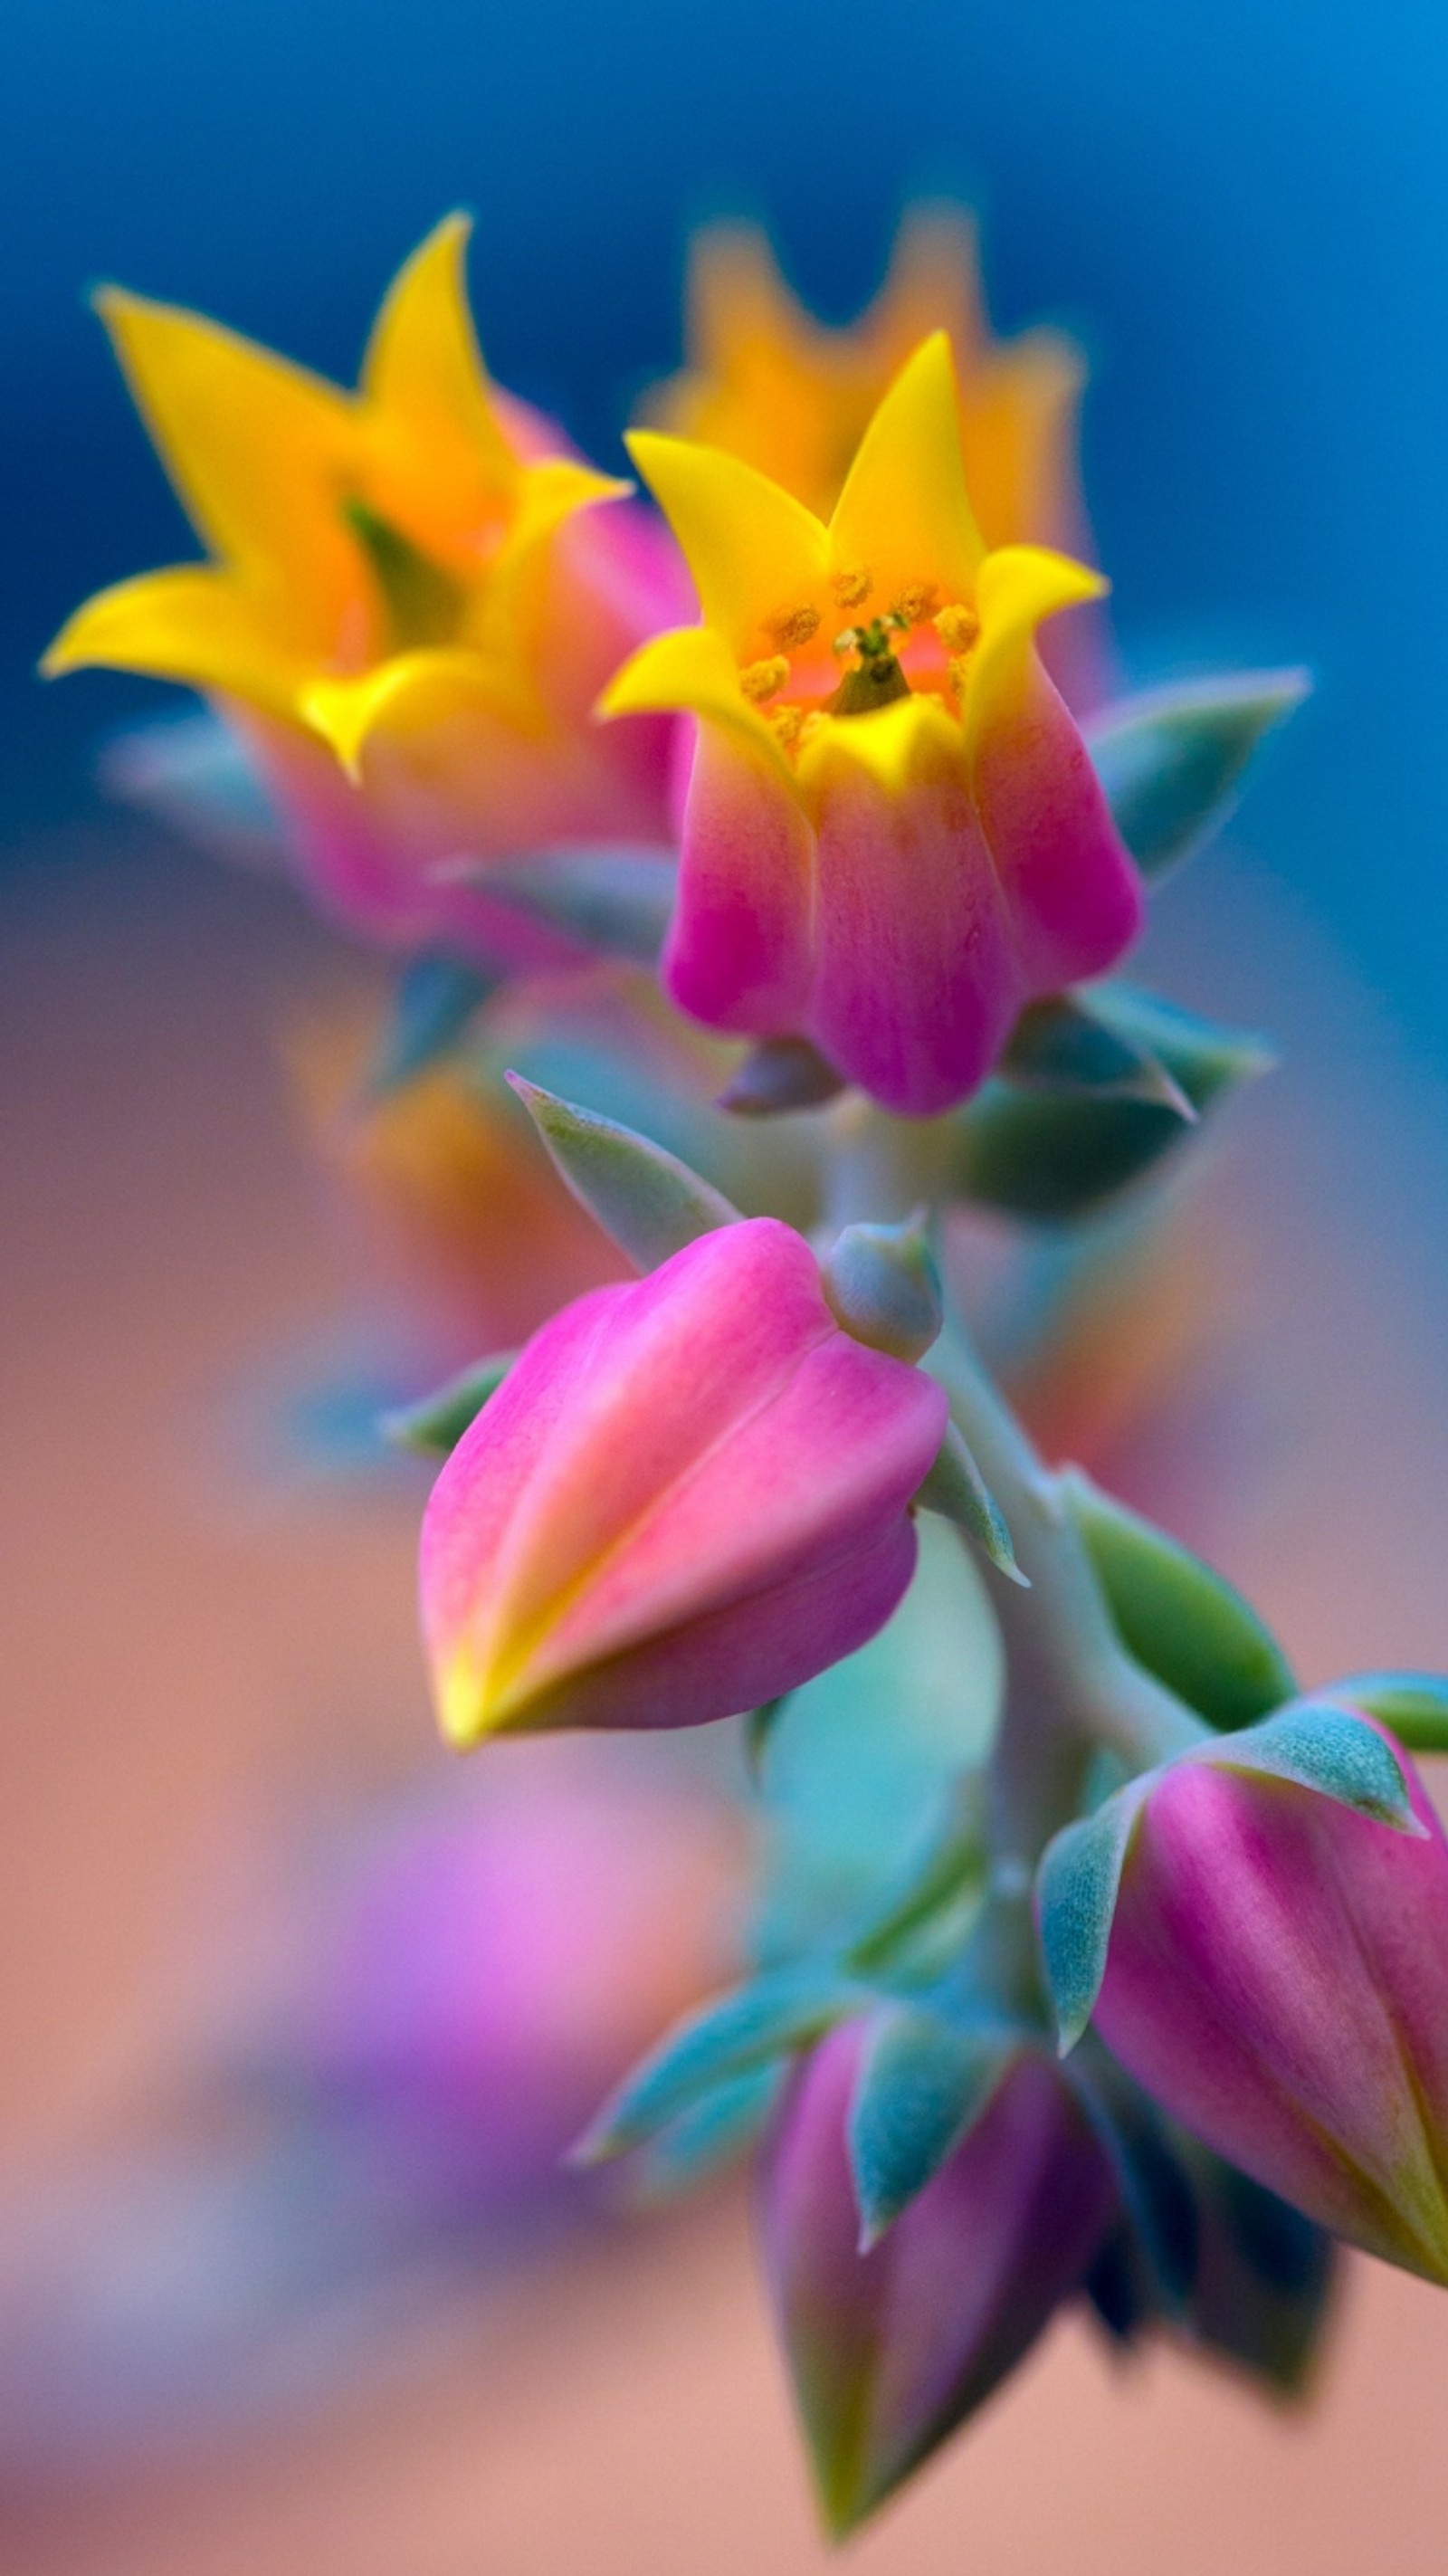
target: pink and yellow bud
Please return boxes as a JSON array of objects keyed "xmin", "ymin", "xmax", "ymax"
[
  {"xmin": 1092, "ymin": 1716, "xmax": 1448, "ymax": 2282},
  {"xmin": 602, "ymin": 335, "xmax": 1143, "ymax": 1118},
  {"xmin": 762, "ymin": 2021, "xmax": 1117, "ymax": 2535},
  {"xmin": 44, "ymin": 217, "xmax": 683, "ymax": 964},
  {"xmin": 420, "ymin": 1216, "xmax": 948, "ymax": 1741}
]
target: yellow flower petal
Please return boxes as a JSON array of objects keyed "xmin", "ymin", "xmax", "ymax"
[
  {"xmin": 358, "ymin": 211, "xmax": 522, "ymax": 544},
  {"xmin": 42, "ymin": 564, "xmax": 308, "ymax": 709},
  {"xmin": 598, "ymin": 625, "xmax": 795, "ymax": 781},
  {"xmin": 95, "ymin": 289, "xmax": 358, "ymax": 632},
  {"xmin": 795, "ymin": 692, "xmax": 963, "ymax": 800},
  {"xmin": 829, "ymin": 332, "xmax": 983, "ymax": 614},
  {"xmin": 301, "ymin": 645, "xmax": 538, "ymax": 777},
  {"xmin": 624, "ymin": 430, "xmax": 830, "ymax": 656},
  {"xmin": 964, "ymin": 543, "xmax": 1108, "ymax": 741},
  {"xmin": 361, "ymin": 214, "xmax": 508, "ymax": 457},
  {"xmin": 464, "ymin": 454, "xmax": 634, "ymax": 672}
]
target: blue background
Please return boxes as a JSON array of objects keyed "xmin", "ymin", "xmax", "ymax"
[{"xmin": 5, "ymin": 0, "xmax": 1445, "ymax": 1044}]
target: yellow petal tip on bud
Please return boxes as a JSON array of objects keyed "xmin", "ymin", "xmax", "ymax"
[{"xmin": 740, "ymin": 654, "xmax": 791, "ymax": 704}]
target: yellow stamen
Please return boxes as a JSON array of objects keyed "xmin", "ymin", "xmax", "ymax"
[
  {"xmin": 739, "ymin": 654, "xmax": 790, "ymax": 704},
  {"xmin": 831, "ymin": 565, "xmax": 872, "ymax": 610},
  {"xmin": 769, "ymin": 704, "xmax": 805, "ymax": 749},
  {"xmin": 893, "ymin": 582, "xmax": 939, "ymax": 625},
  {"xmin": 934, "ymin": 601, "xmax": 981, "ymax": 653},
  {"xmin": 798, "ymin": 711, "xmax": 829, "ymax": 750},
  {"xmin": 767, "ymin": 603, "xmax": 821, "ymax": 649},
  {"xmin": 948, "ymin": 654, "xmax": 976, "ymax": 702}
]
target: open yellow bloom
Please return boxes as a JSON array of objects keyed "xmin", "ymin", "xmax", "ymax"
[
  {"xmin": 45, "ymin": 217, "xmax": 682, "ymax": 962},
  {"xmin": 603, "ymin": 333, "xmax": 1142, "ymax": 1116}
]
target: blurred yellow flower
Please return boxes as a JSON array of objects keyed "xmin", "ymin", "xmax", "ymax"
[
  {"xmin": 46, "ymin": 217, "xmax": 682, "ymax": 962},
  {"xmin": 643, "ymin": 205, "xmax": 1087, "ymax": 561}
]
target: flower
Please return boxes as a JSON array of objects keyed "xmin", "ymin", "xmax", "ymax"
[
  {"xmin": 645, "ymin": 207, "xmax": 1087, "ymax": 563},
  {"xmin": 1084, "ymin": 1713, "xmax": 1448, "ymax": 2281},
  {"xmin": 762, "ymin": 2020, "xmax": 1117, "ymax": 2535},
  {"xmin": 419, "ymin": 1216, "xmax": 948, "ymax": 1741},
  {"xmin": 44, "ymin": 216, "xmax": 683, "ymax": 966},
  {"xmin": 601, "ymin": 333, "xmax": 1144, "ymax": 1117},
  {"xmin": 642, "ymin": 206, "xmax": 1105, "ymax": 711}
]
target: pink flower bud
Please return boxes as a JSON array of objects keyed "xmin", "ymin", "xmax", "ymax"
[
  {"xmin": 762, "ymin": 2021, "xmax": 1116, "ymax": 2534},
  {"xmin": 1092, "ymin": 1716, "xmax": 1448, "ymax": 2281},
  {"xmin": 420, "ymin": 1218, "xmax": 948, "ymax": 1741}
]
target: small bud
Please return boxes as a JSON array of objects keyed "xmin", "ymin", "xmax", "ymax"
[
  {"xmin": 716, "ymin": 1034, "xmax": 845, "ymax": 1118},
  {"xmin": 763, "ymin": 2022, "xmax": 1116, "ymax": 2535},
  {"xmin": 1043, "ymin": 1704, "xmax": 1448, "ymax": 2282},
  {"xmin": 421, "ymin": 1217, "xmax": 948, "ymax": 1740},
  {"xmin": 820, "ymin": 1216, "xmax": 943, "ymax": 1362}
]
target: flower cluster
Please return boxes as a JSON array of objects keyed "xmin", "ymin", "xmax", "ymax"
[{"xmin": 52, "ymin": 203, "xmax": 1441, "ymax": 2543}]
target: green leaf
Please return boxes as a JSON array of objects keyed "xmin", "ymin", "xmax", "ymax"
[
  {"xmin": 947, "ymin": 988, "xmax": 1272, "ymax": 1223},
  {"xmin": 445, "ymin": 846, "xmax": 678, "ymax": 965},
  {"xmin": 623, "ymin": 2062, "xmax": 786, "ymax": 2204},
  {"xmin": 1037, "ymin": 1784, "xmax": 1148, "ymax": 2051},
  {"xmin": 717, "ymin": 1034, "xmax": 845, "ymax": 1116},
  {"xmin": 1061, "ymin": 1466, "xmax": 1296, "ymax": 1731},
  {"xmin": 1088, "ymin": 670, "xmax": 1310, "ymax": 879},
  {"xmin": 507, "ymin": 1073, "xmax": 741, "ymax": 1270},
  {"xmin": 379, "ymin": 1349, "xmax": 518, "ymax": 1456},
  {"xmin": 913, "ymin": 1422, "xmax": 1024, "ymax": 1583},
  {"xmin": 847, "ymin": 2008, "xmax": 1015, "ymax": 2246},
  {"xmin": 364, "ymin": 952, "xmax": 501, "ymax": 1099},
  {"xmin": 572, "ymin": 1969, "xmax": 861, "ymax": 2164},
  {"xmin": 1211, "ymin": 1702, "xmax": 1420, "ymax": 1831},
  {"xmin": 1001, "ymin": 991, "xmax": 1196, "ymax": 1120},
  {"xmin": 1329, "ymin": 1672, "xmax": 1448, "ymax": 1754}
]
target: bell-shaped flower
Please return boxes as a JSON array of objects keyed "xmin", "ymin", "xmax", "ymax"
[
  {"xmin": 1039, "ymin": 1703, "xmax": 1448, "ymax": 2282},
  {"xmin": 44, "ymin": 215, "xmax": 683, "ymax": 966},
  {"xmin": 762, "ymin": 2018, "xmax": 1117, "ymax": 2535},
  {"xmin": 601, "ymin": 334, "xmax": 1143, "ymax": 1117},
  {"xmin": 420, "ymin": 1216, "xmax": 948, "ymax": 1741}
]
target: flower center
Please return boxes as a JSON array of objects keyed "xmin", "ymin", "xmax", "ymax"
[
  {"xmin": 741, "ymin": 585, "xmax": 981, "ymax": 756},
  {"xmin": 343, "ymin": 499, "xmax": 467, "ymax": 653},
  {"xmin": 830, "ymin": 612, "xmax": 911, "ymax": 715}
]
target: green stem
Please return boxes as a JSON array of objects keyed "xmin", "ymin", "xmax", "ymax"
[
  {"xmin": 931, "ymin": 1311, "xmax": 1206, "ymax": 1871},
  {"xmin": 816, "ymin": 1096, "xmax": 954, "ymax": 1236}
]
